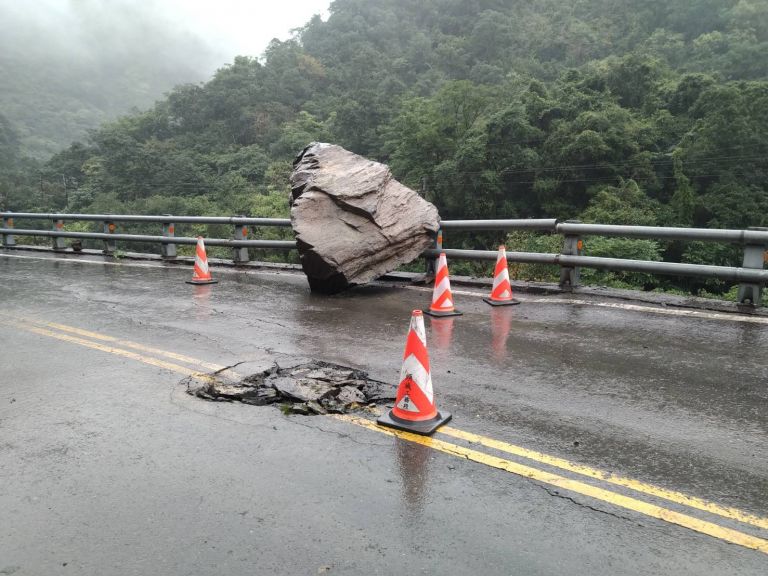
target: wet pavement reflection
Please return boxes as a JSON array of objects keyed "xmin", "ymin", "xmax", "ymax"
[
  {"xmin": 192, "ymin": 284, "xmax": 213, "ymax": 319},
  {"xmin": 394, "ymin": 437, "xmax": 431, "ymax": 524},
  {"xmin": 490, "ymin": 307, "xmax": 515, "ymax": 363},
  {"xmin": 429, "ymin": 316, "xmax": 455, "ymax": 351}
]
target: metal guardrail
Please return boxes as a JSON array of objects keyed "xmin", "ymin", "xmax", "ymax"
[
  {"xmin": 441, "ymin": 219, "xmax": 557, "ymax": 231},
  {"xmin": 424, "ymin": 249, "xmax": 768, "ymax": 283},
  {"xmin": 1, "ymin": 212, "xmax": 766, "ymax": 305},
  {"xmin": 555, "ymin": 222, "xmax": 768, "ymax": 244},
  {"xmin": 0, "ymin": 212, "xmax": 291, "ymax": 226},
  {"xmin": 0, "ymin": 229, "xmax": 296, "ymax": 250}
]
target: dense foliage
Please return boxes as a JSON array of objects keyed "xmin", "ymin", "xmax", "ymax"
[{"xmin": 2, "ymin": 0, "xmax": 767, "ymax": 295}]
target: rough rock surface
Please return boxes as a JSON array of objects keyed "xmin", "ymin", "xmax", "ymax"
[
  {"xmin": 187, "ymin": 360, "xmax": 395, "ymax": 415},
  {"xmin": 290, "ymin": 142, "xmax": 440, "ymax": 293}
]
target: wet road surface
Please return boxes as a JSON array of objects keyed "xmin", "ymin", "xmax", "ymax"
[{"xmin": 1, "ymin": 251, "xmax": 767, "ymax": 575}]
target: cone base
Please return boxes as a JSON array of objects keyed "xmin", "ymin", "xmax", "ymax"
[
  {"xmin": 422, "ymin": 309, "xmax": 463, "ymax": 317},
  {"xmin": 377, "ymin": 410, "xmax": 452, "ymax": 436},
  {"xmin": 186, "ymin": 278, "xmax": 218, "ymax": 285},
  {"xmin": 483, "ymin": 297, "xmax": 521, "ymax": 306}
]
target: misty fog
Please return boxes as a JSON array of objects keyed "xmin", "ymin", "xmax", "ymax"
[{"xmin": 0, "ymin": 0, "xmax": 226, "ymax": 157}]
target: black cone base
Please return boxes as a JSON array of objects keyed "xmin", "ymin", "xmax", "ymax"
[
  {"xmin": 377, "ymin": 410, "xmax": 452, "ymax": 436},
  {"xmin": 483, "ymin": 297, "xmax": 521, "ymax": 306},
  {"xmin": 422, "ymin": 309, "xmax": 463, "ymax": 317},
  {"xmin": 186, "ymin": 279, "xmax": 218, "ymax": 285}
]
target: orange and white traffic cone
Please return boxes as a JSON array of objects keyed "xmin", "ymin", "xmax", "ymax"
[
  {"xmin": 377, "ymin": 310, "xmax": 452, "ymax": 435},
  {"xmin": 483, "ymin": 245, "xmax": 519, "ymax": 306},
  {"xmin": 423, "ymin": 252, "xmax": 462, "ymax": 317},
  {"xmin": 186, "ymin": 236, "xmax": 218, "ymax": 285}
]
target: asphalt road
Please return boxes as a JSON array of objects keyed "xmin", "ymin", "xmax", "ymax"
[{"xmin": 1, "ymin": 251, "xmax": 766, "ymax": 575}]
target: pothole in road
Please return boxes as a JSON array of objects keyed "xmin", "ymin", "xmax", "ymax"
[{"xmin": 186, "ymin": 360, "xmax": 396, "ymax": 415}]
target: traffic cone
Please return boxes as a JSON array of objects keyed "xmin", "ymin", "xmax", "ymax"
[
  {"xmin": 186, "ymin": 236, "xmax": 218, "ymax": 285},
  {"xmin": 377, "ymin": 310, "xmax": 451, "ymax": 435},
  {"xmin": 483, "ymin": 245, "xmax": 519, "ymax": 306},
  {"xmin": 423, "ymin": 253, "xmax": 462, "ymax": 317}
]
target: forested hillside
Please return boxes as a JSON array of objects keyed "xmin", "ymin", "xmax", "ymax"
[{"xmin": 2, "ymin": 0, "xmax": 767, "ymax": 294}]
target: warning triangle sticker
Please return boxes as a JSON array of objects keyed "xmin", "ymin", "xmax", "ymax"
[{"xmin": 396, "ymin": 395, "xmax": 420, "ymax": 412}]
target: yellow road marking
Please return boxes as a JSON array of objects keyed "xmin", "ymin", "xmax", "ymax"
[
  {"xmin": 13, "ymin": 322, "xmax": 200, "ymax": 377},
  {"xmin": 44, "ymin": 321, "xmax": 225, "ymax": 372},
  {"xmin": 6, "ymin": 315, "xmax": 768, "ymax": 554},
  {"xmin": 0, "ymin": 311, "xmax": 232, "ymax": 375},
  {"xmin": 335, "ymin": 414, "xmax": 768, "ymax": 555},
  {"xmin": 438, "ymin": 426, "xmax": 768, "ymax": 531}
]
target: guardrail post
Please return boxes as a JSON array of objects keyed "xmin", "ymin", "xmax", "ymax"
[
  {"xmin": 103, "ymin": 220, "xmax": 116, "ymax": 255},
  {"xmin": 161, "ymin": 220, "xmax": 177, "ymax": 259},
  {"xmin": 233, "ymin": 222, "xmax": 250, "ymax": 264},
  {"xmin": 425, "ymin": 227, "xmax": 442, "ymax": 276},
  {"xmin": 736, "ymin": 227, "xmax": 767, "ymax": 306},
  {"xmin": 559, "ymin": 220, "xmax": 583, "ymax": 290},
  {"xmin": 2, "ymin": 216, "xmax": 15, "ymax": 247},
  {"xmin": 52, "ymin": 219, "xmax": 66, "ymax": 251}
]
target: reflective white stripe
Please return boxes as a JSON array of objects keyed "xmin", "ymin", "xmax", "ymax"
[
  {"xmin": 401, "ymin": 313, "xmax": 434, "ymax": 403},
  {"xmin": 412, "ymin": 315, "xmax": 426, "ymax": 343},
  {"xmin": 432, "ymin": 277, "xmax": 451, "ymax": 302},
  {"xmin": 431, "ymin": 253, "xmax": 455, "ymax": 309},
  {"xmin": 413, "ymin": 313, "xmax": 433, "ymax": 401},
  {"xmin": 195, "ymin": 239, "xmax": 210, "ymax": 275},
  {"xmin": 492, "ymin": 268, "xmax": 509, "ymax": 290},
  {"xmin": 436, "ymin": 276, "xmax": 451, "ymax": 295},
  {"xmin": 399, "ymin": 362, "xmax": 433, "ymax": 403},
  {"xmin": 401, "ymin": 355, "xmax": 429, "ymax": 385},
  {"xmin": 422, "ymin": 372, "xmax": 434, "ymax": 403}
]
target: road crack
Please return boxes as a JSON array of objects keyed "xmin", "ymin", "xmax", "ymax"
[
  {"xmin": 534, "ymin": 482, "xmax": 643, "ymax": 525},
  {"xmin": 291, "ymin": 417, "xmax": 390, "ymax": 448}
]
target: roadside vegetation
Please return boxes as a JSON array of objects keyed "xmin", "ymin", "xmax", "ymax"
[{"xmin": 1, "ymin": 0, "xmax": 767, "ymax": 299}]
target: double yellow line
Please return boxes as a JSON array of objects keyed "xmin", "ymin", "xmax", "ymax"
[{"xmin": 3, "ymin": 313, "xmax": 767, "ymax": 554}]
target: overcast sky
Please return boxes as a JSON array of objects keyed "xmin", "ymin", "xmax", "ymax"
[
  {"xmin": 159, "ymin": 0, "xmax": 332, "ymax": 61},
  {"xmin": 0, "ymin": 0, "xmax": 332, "ymax": 69}
]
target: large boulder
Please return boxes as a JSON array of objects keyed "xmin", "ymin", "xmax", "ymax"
[{"xmin": 289, "ymin": 143, "xmax": 440, "ymax": 293}]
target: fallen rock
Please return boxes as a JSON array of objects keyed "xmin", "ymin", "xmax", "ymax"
[
  {"xmin": 186, "ymin": 360, "xmax": 396, "ymax": 415},
  {"xmin": 290, "ymin": 142, "xmax": 440, "ymax": 293}
]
